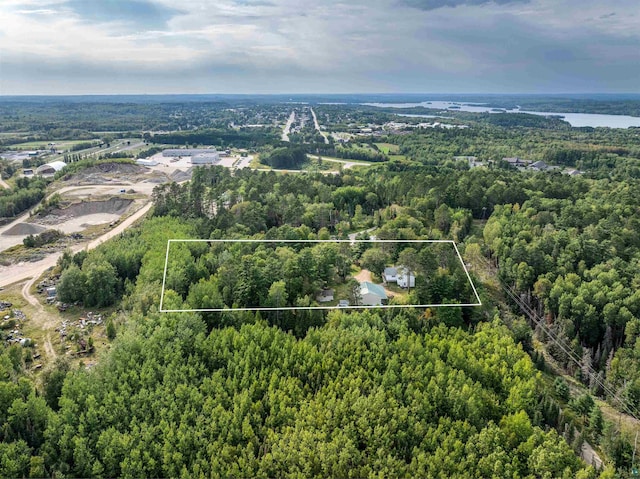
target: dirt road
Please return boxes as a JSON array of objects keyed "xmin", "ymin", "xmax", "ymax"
[
  {"xmin": 0, "ymin": 177, "xmax": 10, "ymax": 189},
  {"xmin": 353, "ymin": 268, "xmax": 395, "ymax": 297},
  {"xmin": 581, "ymin": 441, "xmax": 603, "ymax": 469},
  {"xmin": 0, "ymin": 201, "xmax": 152, "ymax": 290},
  {"xmin": 0, "ymin": 201, "xmax": 151, "ymax": 361},
  {"xmin": 21, "ymin": 276, "xmax": 57, "ymax": 359}
]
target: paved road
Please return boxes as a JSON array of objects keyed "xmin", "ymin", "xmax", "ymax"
[
  {"xmin": 113, "ymin": 141, "xmax": 145, "ymax": 153},
  {"xmin": 310, "ymin": 108, "xmax": 329, "ymax": 144},
  {"xmin": 282, "ymin": 112, "xmax": 295, "ymax": 142}
]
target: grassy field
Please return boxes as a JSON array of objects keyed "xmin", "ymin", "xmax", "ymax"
[
  {"xmin": 374, "ymin": 142, "xmax": 400, "ymax": 154},
  {"xmin": 250, "ymin": 155, "xmax": 265, "ymax": 169},
  {"xmin": 307, "ymin": 154, "xmax": 373, "ymax": 166},
  {"xmin": 10, "ymin": 139, "xmax": 100, "ymax": 150}
]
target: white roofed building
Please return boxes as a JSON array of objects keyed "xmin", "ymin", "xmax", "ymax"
[
  {"xmin": 191, "ymin": 152, "xmax": 220, "ymax": 165},
  {"xmin": 162, "ymin": 148, "xmax": 218, "ymax": 157},
  {"xmin": 36, "ymin": 161, "xmax": 67, "ymax": 176}
]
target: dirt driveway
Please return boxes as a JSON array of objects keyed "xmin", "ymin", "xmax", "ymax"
[{"xmin": 352, "ymin": 269, "xmax": 395, "ymax": 297}]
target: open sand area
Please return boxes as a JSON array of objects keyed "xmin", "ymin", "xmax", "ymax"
[{"xmin": 0, "ymin": 196, "xmax": 135, "ymax": 253}]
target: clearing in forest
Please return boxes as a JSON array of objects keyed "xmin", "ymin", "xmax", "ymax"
[{"xmin": 160, "ymin": 239, "xmax": 481, "ymax": 312}]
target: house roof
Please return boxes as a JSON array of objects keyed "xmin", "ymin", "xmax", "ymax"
[
  {"xmin": 397, "ymin": 266, "xmax": 414, "ymax": 277},
  {"xmin": 383, "ymin": 267, "xmax": 397, "ymax": 276},
  {"xmin": 503, "ymin": 157, "xmax": 528, "ymax": 164},
  {"xmin": 360, "ymin": 281, "xmax": 387, "ymax": 299},
  {"xmin": 530, "ymin": 160, "xmax": 548, "ymax": 169}
]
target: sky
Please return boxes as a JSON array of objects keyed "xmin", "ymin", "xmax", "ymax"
[{"xmin": 0, "ymin": 0, "xmax": 638, "ymax": 95}]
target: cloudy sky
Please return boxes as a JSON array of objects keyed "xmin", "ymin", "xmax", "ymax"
[{"xmin": 0, "ymin": 0, "xmax": 638, "ymax": 94}]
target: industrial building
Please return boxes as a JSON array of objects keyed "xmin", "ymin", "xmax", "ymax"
[
  {"xmin": 162, "ymin": 148, "xmax": 218, "ymax": 157},
  {"xmin": 191, "ymin": 152, "xmax": 220, "ymax": 165},
  {"xmin": 136, "ymin": 159, "xmax": 159, "ymax": 167}
]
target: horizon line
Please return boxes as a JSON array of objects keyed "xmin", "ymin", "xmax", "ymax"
[{"xmin": 2, "ymin": 92, "xmax": 640, "ymax": 98}]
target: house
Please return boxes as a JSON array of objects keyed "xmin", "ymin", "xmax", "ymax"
[
  {"xmin": 316, "ymin": 289, "xmax": 334, "ymax": 303},
  {"xmin": 566, "ymin": 169, "xmax": 584, "ymax": 176},
  {"xmin": 397, "ymin": 267, "xmax": 415, "ymax": 289},
  {"xmin": 529, "ymin": 160, "xmax": 548, "ymax": 171},
  {"xmin": 383, "ymin": 267, "xmax": 398, "ymax": 283},
  {"xmin": 503, "ymin": 157, "xmax": 530, "ymax": 169},
  {"xmin": 384, "ymin": 265, "xmax": 415, "ymax": 288},
  {"xmin": 359, "ymin": 282, "xmax": 388, "ymax": 306}
]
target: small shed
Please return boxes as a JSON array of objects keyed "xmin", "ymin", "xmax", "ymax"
[{"xmin": 316, "ymin": 289, "xmax": 334, "ymax": 303}]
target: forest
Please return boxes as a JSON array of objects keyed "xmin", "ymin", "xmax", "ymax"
[
  {"xmin": 0, "ymin": 176, "xmax": 49, "ymax": 218},
  {"xmin": 0, "ymin": 159, "xmax": 615, "ymax": 476},
  {"xmin": 4, "ymin": 97, "xmax": 640, "ymax": 476}
]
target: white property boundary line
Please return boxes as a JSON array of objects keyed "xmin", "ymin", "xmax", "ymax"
[{"xmin": 159, "ymin": 239, "xmax": 482, "ymax": 312}]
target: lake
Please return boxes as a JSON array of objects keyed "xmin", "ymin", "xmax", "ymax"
[{"xmin": 363, "ymin": 100, "xmax": 640, "ymax": 128}]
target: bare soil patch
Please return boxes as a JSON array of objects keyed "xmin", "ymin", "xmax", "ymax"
[
  {"xmin": 2, "ymin": 222, "xmax": 46, "ymax": 236},
  {"xmin": 38, "ymin": 197, "xmax": 133, "ymax": 224},
  {"xmin": 61, "ymin": 162, "xmax": 148, "ymax": 184}
]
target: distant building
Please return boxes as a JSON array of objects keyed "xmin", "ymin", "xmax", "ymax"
[
  {"xmin": 162, "ymin": 148, "xmax": 218, "ymax": 157},
  {"xmin": 565, "ymin": 169, "xmax": 584, "ymax": 176},
  {"xmin": 359, "ymin": 281, "xmax": 388, "ymax": 306},
  {"xmin": 36, "ymin": 161, "xmax": 67, "ymax": 176},
  {"xmin": 529, "ymin": 160, "xmax": 548, "ymax": 171},
  {"xmin": 136, "ymin": 159, "xmax": 158, "ymax": 167},
  {"xmin": 455, "ymin": 156, "xmax": 484, "ymax": 168},
  {"xmin": 316, "ymin": 289, "xmax": 334, "ymax": 303},
  {"xmin": 191, "ymin": 152, "xmax": 220, "ymax": 165},
  {"xmin": 503, "ymin": 157, "xmax": 530, "ymax": 170}
]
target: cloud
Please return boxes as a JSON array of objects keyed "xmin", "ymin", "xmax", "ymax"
[
  {"xmin": 63, "ymin": 0, "xmax": 184, "ymax": 30},
  {"xmin": 1, "ymin": 0, "xmax": 640, "ymax": 94},
  {"xmin": 401, "ymin": 0, "xmax": 529, "ymax": 10}
]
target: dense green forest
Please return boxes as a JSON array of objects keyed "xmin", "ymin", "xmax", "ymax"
[
  {"xmin": 9, "ymin": 162, "xmax": 615, "ymax": 477},
  {"xmin": 5, "ymin": 97, "xmax": 640, "ymax": 476},
  {"xmin": 0, "ymin": 176, "xmax": 49, "ymax": 218}
]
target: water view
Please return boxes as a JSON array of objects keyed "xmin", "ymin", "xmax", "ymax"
[{"xmin": 364, "ymin": 100, "xmax": 640, "ymax": 128}]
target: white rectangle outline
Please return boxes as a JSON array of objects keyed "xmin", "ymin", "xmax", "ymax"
[{"xmin": 159, "ymin": 239, "xmax": 482, "ymax": 312}]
